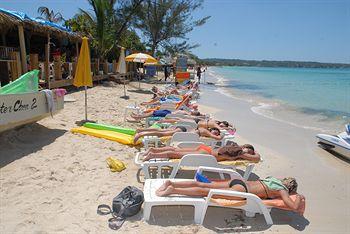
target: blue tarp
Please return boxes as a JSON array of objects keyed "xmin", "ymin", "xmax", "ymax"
[{"xmin": 0, "ymin": 8, "xmax": 72, "ymax": 33}]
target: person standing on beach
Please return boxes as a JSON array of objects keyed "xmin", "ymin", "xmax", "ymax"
[
  {"xmin": 164, "ymin": 66, "xmax": 169, "ymax": 81},
  {"xmin": 196, "ymin": 66, "xmax": 202, "ymax": 84}
]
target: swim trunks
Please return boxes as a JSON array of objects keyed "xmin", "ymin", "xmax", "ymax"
[{"xmin": 152, "ymin": 109, "xmax": 171, "ymax": 117}]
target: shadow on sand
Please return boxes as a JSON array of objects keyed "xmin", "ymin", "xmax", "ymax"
[
  {"xmin": 140, "ymin": 202, "xmax": 309, "ymax": 232},
  {"xmin": 0, "ymin": 123, "xmax": 66, "ymax": 168}
]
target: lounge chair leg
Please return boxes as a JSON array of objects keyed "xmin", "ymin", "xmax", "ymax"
[
  {"xmin": 199, "ymin": 204, "xmax": 208, "ymax": 225},
  {"xmin": 243, "ymin": 164, "xmax": 255, "ymax": 180},
  {"xmin": 143, "ymin": 166, "xmax": 150, "ymax": 179},
  {"xmin": 194, "ymin": 204, "xmax": 203, "ymax": 224},
  {"xmin": 143, "ymin": 203, "xmax": 152, "ymax": 222},
  {"xmin": 262, "ymin": 212, "xmax": 273, "ymax": 225}
]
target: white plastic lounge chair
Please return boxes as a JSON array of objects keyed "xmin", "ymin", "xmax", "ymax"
[
  {"xmin": 135, "ymin": 153, "xmax": 230, "ymax": 179},
  {"xmin": 143, "ymin": 167, "xmax": 273, "ymax": 225},
  {"xmin": 143, "ymin": 131, "xmax": 235, "ymax": 149},
  {"xmin": 135, "ymin": 151, "xmax": 256, "ymax": 180}
]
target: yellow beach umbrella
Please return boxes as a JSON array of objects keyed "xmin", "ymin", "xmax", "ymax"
[
  {"xmin": 73, "ymin": 37, "xmax": 93, "ymax": 122},
  {"xmin": 125, "ymin": 53, "xmax": 157, "ymax": 63}
]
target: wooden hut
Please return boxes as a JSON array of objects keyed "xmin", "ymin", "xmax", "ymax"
[{"xmin": 0, "ymin": 9, "xmax": 108, "ymax": 89}]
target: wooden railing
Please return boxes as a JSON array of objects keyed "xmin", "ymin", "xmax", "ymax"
[{"xmin": 0, "ymin": 46, "xmax": 19, "ymax": 61}]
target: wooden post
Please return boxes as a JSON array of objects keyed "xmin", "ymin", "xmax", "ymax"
[
  {"xmin": 112, "ymin": 60, "xmax": 117, "ymax": 73},
  {"xmin": 53, "ymin": 54, "xmax": 62, "ymax": 80},
  {"xmin": 76, "ymin": 42, "xmax": 79, "ymax": 58},
  {"xmin": 18, "ymin": 25, "xmax": 27, "ymax": 74},
  {"xmin": 96, "ymin": 58, "xmax": 100, "ymax": 75},
  {"xmin": 9, "ymin": 51, "xmax": 21, "ymax": 80},
  {"xmin": 72, "ymin": 56, "xmax": 77, "ymax": 77},
  {"xmin": 45, "ymin": 34, "xmax": 50, "ymax": 89},
  {"xmin": 103, "ymin": 61, "xmax": 108, "ymax": 74},
  {"xmin": 29, "ymin": 54, "xmax": 39, "ymax": 70}
]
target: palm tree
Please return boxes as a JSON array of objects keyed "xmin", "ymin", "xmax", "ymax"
[
  {"xmin": 37, "ymin": 7, "xmax": 64, "ymax": 23},
  {"xmin": 78, "ymin": 0, "xmax": 144, "ymax": 60}
]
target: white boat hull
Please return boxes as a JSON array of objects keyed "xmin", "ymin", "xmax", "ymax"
[
  {"xmin": 0, "ymin": 92, "xmax": 64, "ymax": 133},
  {"xmin": 316, "ymin": 134, "xmax": 350, "ymax": 160}
]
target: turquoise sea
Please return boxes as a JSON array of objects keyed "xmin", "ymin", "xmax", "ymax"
[{"xmin": 207, "ymin": 66, "xmax": 350, "ymax": 133}]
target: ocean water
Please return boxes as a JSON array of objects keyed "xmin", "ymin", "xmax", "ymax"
[{"xmin": 207, "ymin": 66, "xmax": 350, "ymax": 133}]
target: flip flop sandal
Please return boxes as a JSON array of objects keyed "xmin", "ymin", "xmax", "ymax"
[{"xmin": 108, "ymin": 216, "xmax": 125, "ymax": 230}]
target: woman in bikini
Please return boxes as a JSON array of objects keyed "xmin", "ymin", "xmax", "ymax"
[
  {"xmin": 156, "ymin": 177, "xmax": 305, "ymax": 213},
  {"xmin": 142, "ymin": 142, "xmax": 260, "ymax": 162},
  {"xmin": 134, "ymin": 126, "xmax": 223, "ymax": 144},
  {"xmin": 158, "ymin": 118, "xmax": 235, "ymax": 132}
]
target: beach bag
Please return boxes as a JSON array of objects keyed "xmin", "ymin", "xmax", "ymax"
[{"xmin": 97, "ymin": 186, "xmax": 144, "ymax": 230}]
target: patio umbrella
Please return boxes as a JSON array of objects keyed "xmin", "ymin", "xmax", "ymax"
[
  {"xmin": 125, "ymin": 53, "xmax": 157, "ymax": 63},
  {"xmin": 125, "ymin": 53, "xmax": 157, "ymax": 89},
  {"xmin": 117, "ymin": 47, "xmax": 127, "ymax": 98},
  {"xmin": 73, "ymin": 37, "xmax": 93, "ymax": 122}
]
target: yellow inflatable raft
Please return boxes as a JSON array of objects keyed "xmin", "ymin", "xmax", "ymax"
[{"xmin": 71, "ymin": 126, "xmax": 141, "ymax": 145}]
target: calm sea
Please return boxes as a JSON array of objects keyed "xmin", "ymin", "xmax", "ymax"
[{"xmin": 207, "ymin": 66, "xmax": 350, "ymax": 133}]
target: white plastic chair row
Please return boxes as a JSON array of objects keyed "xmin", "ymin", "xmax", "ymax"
[
  {"xmin": 143, "ymin": 167, "xmax": 273, "ymax": 225},
  {"xmin": 135, "ymin": 152, "xmax": 256, "ymax": 180},
  {"xmin": 143, "ymin": 132, "xmax": 235, "ymax": 149}
]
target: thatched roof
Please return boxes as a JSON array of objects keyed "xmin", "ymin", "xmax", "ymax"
[{"xmin": 0, "ymin": 11, "xmax": 81, "ymax": 41}]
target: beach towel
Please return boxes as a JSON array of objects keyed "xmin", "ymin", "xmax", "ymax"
[
  {"xmin": 41, "ymin": 89, "xmax": 55, "ymax": 116},
  {"xmin": 210, "ymin": 194, "xmax": 306, "ymax": 215}
]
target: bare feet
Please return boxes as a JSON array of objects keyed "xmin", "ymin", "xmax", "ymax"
[
  {"xmin": 143, "ymin": 154, "xmax": 152, "ymax": 162},
  {"xmin": 156, "ymin": 182, "xmax": 174, "ymax": 196},
  {"xmin": 157, "ymin": 180, "xmax": 172, "ymax": 192},
  {"xmin": 134, "ymin": 133, "xmax": 142, "ymax": 144},
  {"xmin": 126, "ymin": 118, "xmax": 139, "ymax": 123}
]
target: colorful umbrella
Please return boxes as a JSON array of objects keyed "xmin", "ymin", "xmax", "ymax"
[{"xmin": 125, "ymin": 53, "xmax": 157, "ymax": 63}]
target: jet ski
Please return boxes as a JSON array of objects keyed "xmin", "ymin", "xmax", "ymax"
[{"xmin": 316, "ymin": 124, "xmax": 350, "ymax": 160}]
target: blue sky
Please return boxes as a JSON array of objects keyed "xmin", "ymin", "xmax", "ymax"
[{"xmin": 1, "ymin": 0, "xmax": 349, "ymax": 63}]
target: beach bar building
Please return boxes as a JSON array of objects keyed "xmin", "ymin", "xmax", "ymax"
[{"xmin": 0, "ymin": 8, "xmax": 113, "ymax": 89}]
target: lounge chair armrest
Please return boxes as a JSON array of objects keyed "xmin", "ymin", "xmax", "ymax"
[
  {"xmin": 199, "ymin": 138, "xmax": 216, "ymax": 147},
  {"xmin": 196, "ymin": 166, "xmax": 243, "ymax": 180}
]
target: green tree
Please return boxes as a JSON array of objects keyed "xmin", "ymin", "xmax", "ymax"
[
  {"xmin": 37, "ymin": 7, "xmax": 64, "ymax": 23},
  {"xmin": 65, "ymin": 0, "xmax": 144, "ymax": 60},
  {"xmin": 134, "ymin": 0, "xmax": 210, "ymax": 56}
]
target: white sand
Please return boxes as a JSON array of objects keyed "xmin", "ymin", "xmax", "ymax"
[{"xmin": 1, "ymin": 80, "xmax": 349, "ymax": 233}]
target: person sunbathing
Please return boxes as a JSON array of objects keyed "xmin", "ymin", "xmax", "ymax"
[
  {"xmin": 158, "ymin": 118, "xmax": 235, "ymax": 132},
  {"xmin": 129, "ymin": 109, "xmax": 201, "ymax": 121},
  {"xmin": 155, "ymin": 177, "xmax": 305, "ymax": 213},
  {"xmin": 141, "ymin": 94, "xmax": 192, "ymax": 108},
  {"xmin": 142, "ymin": 143, "xmax": 260, "ymax": 162},
  {"xmin": 134, "ymin": 126, "xmax": 222, "ymax": 144}
]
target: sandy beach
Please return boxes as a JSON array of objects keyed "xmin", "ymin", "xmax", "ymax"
[{"xmin": 0, "ymin": 79, "xmax": 349, "ymax": 233}]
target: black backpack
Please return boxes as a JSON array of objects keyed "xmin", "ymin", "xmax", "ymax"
[{"xmin": 97, "ymin": 186, "xmax": 144, "ymax": 230}]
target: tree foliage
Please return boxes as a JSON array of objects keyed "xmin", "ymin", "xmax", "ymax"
[
  {"xmin": 37, "ymin": 6, "xmax": 64, "ymax": 23},
  {"xmin": 65, "ymin": 0, "xmax": 144, "ymax": 60},
  {"xmin": 134, "ymin": 0, "xmax": 210, "ymax": 55}
]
